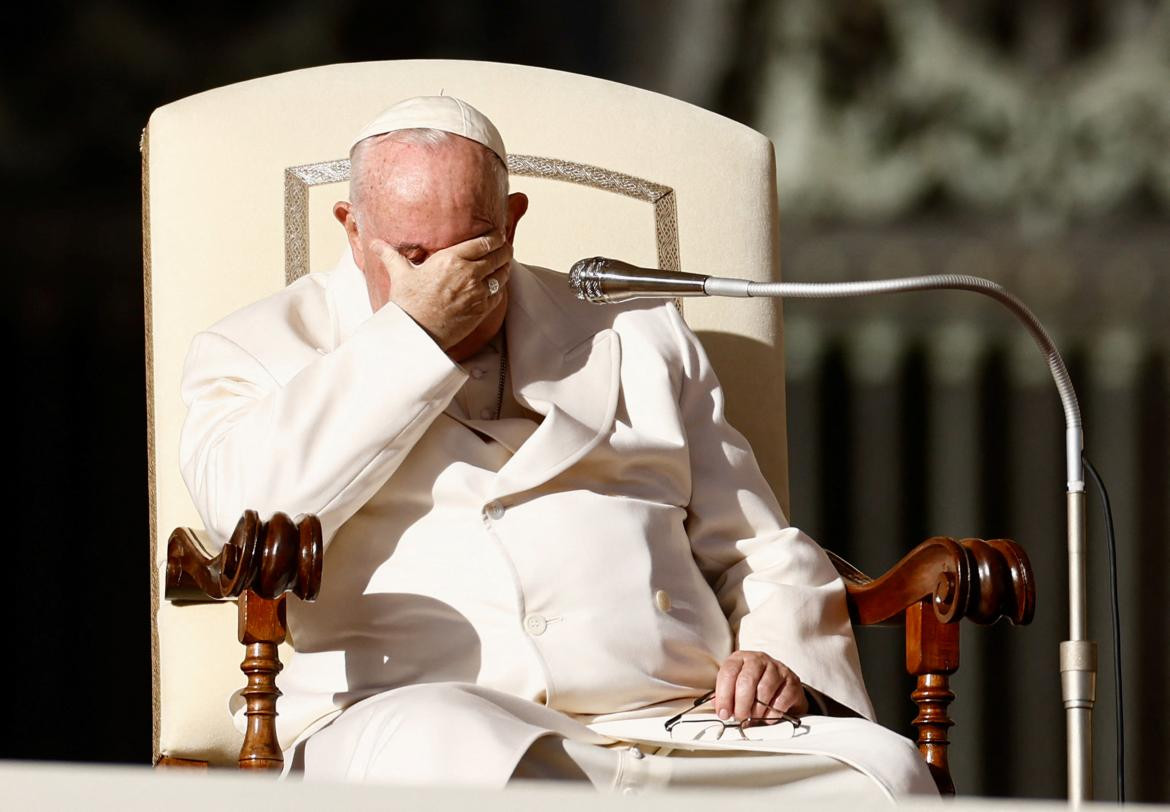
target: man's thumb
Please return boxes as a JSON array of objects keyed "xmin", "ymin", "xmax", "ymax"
[{"xmin": 369, "ymin": 239, "xmax": 404, "ymax": 273}]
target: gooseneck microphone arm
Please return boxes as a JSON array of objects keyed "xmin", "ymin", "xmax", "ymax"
[{"xmin": 569, "ymin": 256, "xmax": 1095, "ymax": 804}]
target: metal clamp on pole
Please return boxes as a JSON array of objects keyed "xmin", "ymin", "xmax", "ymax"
[{"xmin": 1061, "ymin": 638, "xmax": 1097, "ymax": 802}]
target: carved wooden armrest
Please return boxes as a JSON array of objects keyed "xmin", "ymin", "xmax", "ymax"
[
  {"xmin": 164, "ymin": 510, "xmax": 323, "ymax": 771},
  {"xmin": 828, "ymin": 537, "xmax": 1036, "ymax": 796}
]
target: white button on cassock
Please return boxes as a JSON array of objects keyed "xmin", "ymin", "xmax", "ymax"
[
  {"xmin": 471, "ymin": 368, "xmax": 486, "ymax": 379},
  {"xmin": 654, "ymin": 589, "xmax": 672, "ymax": 612},
  {"xmin": 524, "ymin": 615, "xmax": 547, "ymax": 636},
  {"xmin": 485, "ymin": 501, "xmax": 505, "ymax": 520},
  {"xmin": 628, "ymin": 745, "xmax": 644, "ymax": 759}
]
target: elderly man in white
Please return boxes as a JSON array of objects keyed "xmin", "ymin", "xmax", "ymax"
[{"xmin": 179, "ymin": 96, "xmax": 937, "ymax": 800}]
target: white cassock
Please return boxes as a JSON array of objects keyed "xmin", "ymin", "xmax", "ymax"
[{"xmin": 179, "ymin": 251, "xmax": 938, "ymax": 800}]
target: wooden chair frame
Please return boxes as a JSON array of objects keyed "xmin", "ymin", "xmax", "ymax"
[{"xmin": 162, "ymin": 510, "xmax": 1035, "ymax": 794}]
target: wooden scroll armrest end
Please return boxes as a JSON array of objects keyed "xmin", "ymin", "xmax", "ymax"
[
  {"xmin": 165, "ymin": 510, "xmax": 322, "ymax": 602},
  {"xmin": 827, "ymin": 537, "xmax": 1036, "ymax": 797},
  {"xmin": 828, "ymin": 536, "xmax": 1035, "ymax": 628},
  {"xmin": 164, "ymin": 510, "xmax": 323, "ymax": 771}
]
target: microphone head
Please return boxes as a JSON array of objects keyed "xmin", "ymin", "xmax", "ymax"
[
  {"xmin": 569, "ymin": 257, "xmax": 716, "ymax": 303},
  {"xmin": 568, "ymin": 256, "xmax": 608, "ymax": 303}
]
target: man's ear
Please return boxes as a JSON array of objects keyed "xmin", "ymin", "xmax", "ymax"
[
  {"xmin": 504, "ymin": 192, "xmax": 529, "ymax": 244},
  {"xmin": 334, "ymin": 200, "xmax": 365, "ymax": 271}
]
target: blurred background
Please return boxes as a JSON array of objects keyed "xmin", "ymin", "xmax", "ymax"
[{"xmin": 5, "ymin": 0, "xmax": 1167, "ymax": 802}]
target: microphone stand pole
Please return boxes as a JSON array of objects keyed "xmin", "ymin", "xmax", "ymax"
[{"xmin": 726, "ymin": 275, "xmax": 1096, "ymax": 804}]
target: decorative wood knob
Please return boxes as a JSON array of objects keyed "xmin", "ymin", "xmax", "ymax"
[{"xmin": 166, "ymin": 510, "xmax": 322, "ymax": 602}]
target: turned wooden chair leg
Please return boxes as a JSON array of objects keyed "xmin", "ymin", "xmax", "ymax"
[
  {"xmin": 905, "ymin": 600, "xmax": 959, "ymax": 796},
  {"xmin": 237, "ymin": 589, "xmax": 287, "ymax": 771}
]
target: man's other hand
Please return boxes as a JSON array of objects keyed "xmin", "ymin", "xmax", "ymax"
[
  {"xmin": 714, "ymin": 650, "xmax": 809, "ymax": 723},
  {"xmin": 371, "ymin": 231, "xmax": 512, "ymax": 352}
]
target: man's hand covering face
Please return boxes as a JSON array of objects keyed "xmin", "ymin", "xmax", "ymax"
[{"xmin": 370, "ymin": 230, "xmax": 512, "ymax": 353}]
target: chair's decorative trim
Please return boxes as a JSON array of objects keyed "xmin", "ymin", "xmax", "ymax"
[
  {"xmin": 282, "ymin": 155, "xmax": 681, "ymax": 284},
  {"xmin": 141, "ymin": 124, "xmax": 162, "ymax": 764},
  {"xmin": 284, "ymin": 160, "xmax": 351, "ymax": 285},
  {"xmin": 506, "ymin": 155, "xmax": 681, "ymax": 275}
]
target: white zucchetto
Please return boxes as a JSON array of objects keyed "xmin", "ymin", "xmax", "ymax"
[{"xmin": 349, "ymin": 95, "xmax": 507, "ymax": 164}]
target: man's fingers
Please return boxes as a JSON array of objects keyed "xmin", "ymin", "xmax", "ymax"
[
  {"xmin": 370, "ymin": 235, "xmax": 510, "ymax": 278},
  {"xmin": 450, "ymin": 229, "xmax": 505, "ymax": 260},
  {"xmin": 468, "ymin": 241, "xmax": 513, "ymax": 280},
  {"xmin": 485, "ymin": 262, "xmax": 510, "ymax": 291},
  {"xmin": 714, "ymin": 659, "xmax": 742, "ymax": 720},
  {"xmin": 482, "ymin": 266, "xmax": 510, "ymax": 299},
  {"xmin": 773, "ymin": 675, "xmax": 806, "ymax": 716},
  {"xmin": 733, "ymin": 660, "xmax": 765, "ymax": 721},
  {"xmin": 754, "ymin": 664, "xmax": 784, "ymax": 720},
  {"xmin": 370, "ymin": 239, "xmax": 409, "ymax": 272}
]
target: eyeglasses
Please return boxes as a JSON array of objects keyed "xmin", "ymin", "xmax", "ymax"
[{"xmin": 663, "ymin": 690, "xmax": 805, "ymax": 742}]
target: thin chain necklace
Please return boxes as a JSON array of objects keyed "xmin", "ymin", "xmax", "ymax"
[{"xmin": 492, "ymin": 330, "xmax": 508, "ymax": 420}]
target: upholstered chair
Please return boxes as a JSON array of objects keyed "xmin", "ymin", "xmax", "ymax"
[{"xmin": 143, "ymin": 60, "xmax": 1033, "ymax": 793}]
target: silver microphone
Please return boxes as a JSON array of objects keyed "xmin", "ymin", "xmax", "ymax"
[{"xmin": 568, "ymin": 257, "xmax": 752, "ymax": 303}]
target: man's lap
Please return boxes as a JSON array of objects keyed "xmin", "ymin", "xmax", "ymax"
[
  {"xmin": 289, "ymin": 682, "xmax": 936, "ymax": 801},
  {"xmin": 514, "ymin": 736, "xmax": 891, "ymax": 802}
]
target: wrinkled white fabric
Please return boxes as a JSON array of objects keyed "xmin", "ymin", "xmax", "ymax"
[
  {"xmin": 292, "ymin": 682, "xmax": 935, "ymax": 800},
  {"xmin": 518, "ymin": 736, "xmax": 890, "ymax": 802}
]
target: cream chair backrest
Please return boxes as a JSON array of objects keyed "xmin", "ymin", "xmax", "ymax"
[{"xmin": 144, "ymin": 60, "xmax": 788, "ymax": 765}]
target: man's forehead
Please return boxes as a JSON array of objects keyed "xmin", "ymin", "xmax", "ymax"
[
  {"xmin": 364, "ymin": 150, "xmax": 500, "ymax": 252},
  {"xmin": 364, "ymin": 138, "xmax": 498, "ymax": 202}
]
